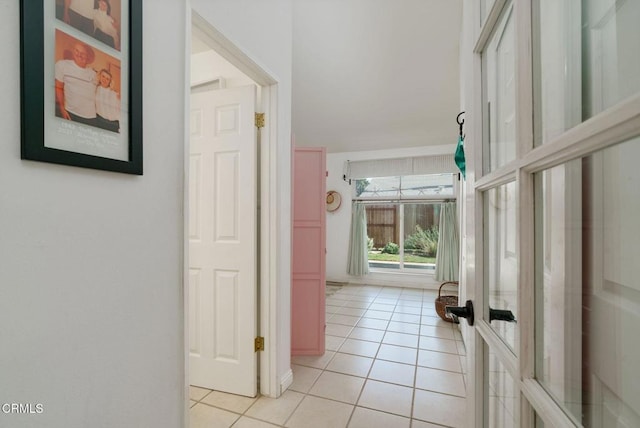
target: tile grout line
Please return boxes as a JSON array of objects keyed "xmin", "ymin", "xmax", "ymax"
[
  {"xmin": 350, "ymin": 289, "xmax": 414, "ymax": 422},
  {"xmin": 342, "ymin": 286, "xmax": 381, "ymax": 428},
  {"xmin": 347, "ymin": 286, "xmax": 395, "ymax": 427},
  {"xmin": 408, "ymin": 294, "xmax": 425, "ymax": 425}
]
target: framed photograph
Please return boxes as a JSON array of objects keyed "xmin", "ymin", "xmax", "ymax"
[{"xmin": 20, "ymin": 0, "xmax": 142, "ymax": 174}]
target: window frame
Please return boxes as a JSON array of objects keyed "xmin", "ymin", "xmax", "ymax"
[{"xmin": 353, "ymin": 173, "xmax": 460, "ymax": 274}]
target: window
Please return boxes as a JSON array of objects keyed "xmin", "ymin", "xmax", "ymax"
[
  {"xmin": 355, "ymin": 173, "xmax": 456, "ymax": 272},
  {"xmin": 355, "ymin": 174, "xmax": 455, "ymax": 199}
]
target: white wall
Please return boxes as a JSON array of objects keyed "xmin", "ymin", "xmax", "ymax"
[
  {"xmin": 326, "ymin": 145, "xmax": 456, "ymax": 289},
  {"xmin": 0, "ymin": 1, "xmax": 186, "ymax": 427},
  {"xmin": 190, "ymin": 0, "xmax": 293, "ymax": 393}
]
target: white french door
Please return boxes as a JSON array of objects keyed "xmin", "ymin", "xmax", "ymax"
[{"xmin": 464, "ymin": 0, "xmax": 640, "ymax": 426}]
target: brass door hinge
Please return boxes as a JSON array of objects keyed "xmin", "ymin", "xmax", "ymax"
[
  {"xmin": 254, "ymin": 336, "xmax": 265, "ymax": 352},
  {"xmin": 255, "ymin": 113, "xmax": 265, "ymax": 129}
]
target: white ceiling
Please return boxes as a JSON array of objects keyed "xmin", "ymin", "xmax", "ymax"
[
  {"xmin": 292, "ymin": 0, "xmax": 463, "ymax": 153},
  {"xmin": 192, "ymin": 0, "xmax": 463, "ymax": 154}
]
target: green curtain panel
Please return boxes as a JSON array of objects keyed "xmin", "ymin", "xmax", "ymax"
[
  {"xmin": 434, "ymin": 202, "xmax": 459, "ymax": 281},
  {"xmin": 347, "ymin": 202, "xmax": 370, "ymax": 276}
]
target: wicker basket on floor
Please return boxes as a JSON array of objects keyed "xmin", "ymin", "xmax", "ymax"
[{"xmin": 435, "ymin": 281, "xmax": 459, "ymax": 323}]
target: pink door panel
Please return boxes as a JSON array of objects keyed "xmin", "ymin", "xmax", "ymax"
[{"xmin": 291, "ymin": 147, "xmax": 326, "ymax": 356}]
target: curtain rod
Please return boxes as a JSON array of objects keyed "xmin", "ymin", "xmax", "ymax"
[{"xmin": 352, "ymin": 199, "xmax": 456, "ymax": 204}]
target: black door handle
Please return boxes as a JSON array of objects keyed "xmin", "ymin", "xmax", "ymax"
[
  {"xmin": 489, "ymin": 308, "xmax": 516, "ymax": 323},
  {"xmin": 444, "ymin": 301, "xmax": 516, "ymax": 325},
  {"xmin": 445, "ymin": 300, "xmax": 474, "ymax": 326}
]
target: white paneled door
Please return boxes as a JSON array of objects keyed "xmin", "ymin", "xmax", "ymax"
[{"xmin": 189, "ymin": 85, "xmax": 257, "ymax": 397}]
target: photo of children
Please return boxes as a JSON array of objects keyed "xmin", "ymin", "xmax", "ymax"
[
  {"xmin": 95, "ymin": 69, "xmax": 121, "ymax": 132},
  {"xmin": 55, "ymin": 0, "xmax": 122, "ymax": 51},
  {"xmin": 54, "ymin": 29, "xmax": 121, "ymax": 133}
]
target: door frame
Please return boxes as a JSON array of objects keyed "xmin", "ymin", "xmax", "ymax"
[{"xmin": 184, "ymin": 10, "xmax": 281, "ymax": 413}]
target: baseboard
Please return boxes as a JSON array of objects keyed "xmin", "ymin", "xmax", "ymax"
[
  {"xmin": 327, "ymin": 271, "xmax": 449, "ymax": 290},
  {"xmin": 346, "ymin": 272, "xmax": 443, "ymax": 290},
  {"xmin": 279, "ymin": 368, "xmax": 293, "ymax": 395}
]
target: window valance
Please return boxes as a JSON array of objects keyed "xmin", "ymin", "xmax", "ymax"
[{"xmin": 344, "ymin": 154, "xmax": 457, "ymax": 180}]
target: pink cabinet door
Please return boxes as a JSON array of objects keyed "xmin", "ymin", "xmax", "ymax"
[{"xmin": 291, "ymin": 146, "xmax": 326, "ymax": 355}]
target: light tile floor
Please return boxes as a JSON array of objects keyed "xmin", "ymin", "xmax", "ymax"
[{"xmin": 190, "ymin": 285, "xmax": 467, "ymax": 428}]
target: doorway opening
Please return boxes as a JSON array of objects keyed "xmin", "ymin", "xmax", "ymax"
[{"xmin": 185, "ymin": 11, "xmax": 280, "ymax": 412}]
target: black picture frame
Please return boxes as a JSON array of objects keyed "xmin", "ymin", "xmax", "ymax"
[{"xmin": 20, "ymin": 0, "xmax": 142, "ymax": 175}]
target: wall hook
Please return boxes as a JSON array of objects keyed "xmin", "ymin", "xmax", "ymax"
[{"xmin": 456, "ymin": 111, "xmax": 465, "ymax": 139}]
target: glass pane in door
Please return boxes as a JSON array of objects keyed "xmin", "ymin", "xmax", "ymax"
[
  {"xmin": 534, "ymin": 136, "xmax": 640, "ymax": 426},
  {"xmin": 533, "ymin": 0, "xmax": 640, "ymax": 146},
  {"xmin": 483, "ymin": 3, "xmax": 516, "ymax": 172},
  {"xmin": 487, "ymin": 347, "xmax": 518, "ymax": 427},
  {"xmin": 484, "ymin": 182, "xmax": 518, "ymax": 351}
]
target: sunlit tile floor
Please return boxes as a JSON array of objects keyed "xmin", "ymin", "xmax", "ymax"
[{"xmin": 190, "ymin": 285, "xmax": 467, "ymax": 428}]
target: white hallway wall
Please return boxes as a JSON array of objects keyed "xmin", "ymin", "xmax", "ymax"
[
  {"xmin": 190, "ymin": 0, "xmax": 294, "ymax": 391},
  {"xmin": 0, "ymin": 1, "xmax": 186, "ymax": 427},
  {"xmin": 326, "ymin": 145, "xmax": 456, "ymax": 289}
]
